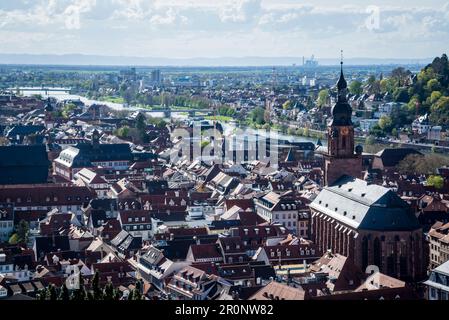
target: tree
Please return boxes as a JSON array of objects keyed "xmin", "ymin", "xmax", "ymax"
[
  {"xmin": 378, "ymin": 115, "xmax": 393, "ymax": 132},
  {"xmin": 380, "ymin": 79, "xmax": 393, "ymax": 94},
  {"xmin": 115, "ymin": 126, "xmax": 130, "ymax": 138},
  {"xmin": 17, "ymin": 220, "xmax": 29, "ymax": 243},
  {"xmin": 391, "ymin": 67, "xmax": 411, "ymax": 86},
  {"xmin": 391, "ymin": 128, "xmax": 398, "ymax": 137},
  {"xmin": 248, "ymin": 107, "xmax": 266, "ymax": 126},
  {"xmin": 397, "ymin": 154, "xmax": 449, "ymax": 175},
  {"xmin": 58, "ymin": 284, "xmax": 70, "ymax": 301},
  {"xmin": 430, "ymin": 91, "xmax": 442, "ymax": 104},
  {"xmin": 37, "ymin": 289, "xmax": 47, "ymax": 301},
  {"xmin": 92, "ymin": 271, "xmax": 103, "ymax": 300},
  {"xmin": 365, "ymin": 135, "xmax": 376, "ymax": 145},
  {"xmin": 349, "ymin": 81, "xmax": 363, "ymax": 95},
  {"xmin": 61, "ymin": 103, "xmax": 77, "ymax": 119},
  {"xmin": 103, "ymin": 282, "xmax": 115, "ymax": 301},
  {"xmin": 9, "ymin": 220, "xmax": 29, "ymax": 244},
  {"xmin": 317, "ymin": 89, "xmax": 329, "ymax": 107},
  {"xmin": 303, "ymin": 127, "xmax": 310, "ymax": 137},
  {"xmin": 135, "ymin": 113, "xmax": 147, "ymax": 133},
  {"xmin": 131, "ymin": 281, "xmax": 143, "ymax": 300},
  {"xmin": 427, "ymin": 175, "xmax": 444, "ymax": 189},
  {"xmin": 430, "ymin": 96, "xmax": 449, "ymax": 127},
  {"xmin": 287, "ymin": 127, "xmax": 296, "ymax": 135},
  {"xmin": 393, "ymin": 87, "xmax": 409, "ymax": 103},
  {"xmin": 282, "ymin": 100, "xmax": 292, "ymax": 110},
  {"xmin": 367, "ymin": 75, "xmax": 376, "ymax": 85},
  {"xmin": 8, "ymin": 233, "xmax": 20, "ymax": 245},
  {"xmin": 46, "ymin": 284, "xmax": 57, "ymax": 301},
  {"xmin": 369, "ymin": 124, "xmax": 386, "ymax": 138},
  {"xmin": 426, "ymin": 79, "xmax": 441, "ymax": 92},
  {"xmin": 71, "ymin": 274, "xmax": 86, "ymax": 301}
]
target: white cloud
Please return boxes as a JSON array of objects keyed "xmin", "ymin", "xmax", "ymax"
[{"xmin": 0, "ymin": 0, "xmax": 448, "ymax": 58}]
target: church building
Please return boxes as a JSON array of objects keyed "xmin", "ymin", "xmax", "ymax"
[{"xmin": 310, "ymin": 60, "xmax": 426, "ymax": 281}]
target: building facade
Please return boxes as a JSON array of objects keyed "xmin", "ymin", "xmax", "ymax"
[{"xmin": 310, "ymin": 63, "xmax": 425, "ymax": 281}]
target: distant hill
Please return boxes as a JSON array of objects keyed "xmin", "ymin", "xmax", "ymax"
[{"xmin": 0, "ymin": 53, "xmax": 433, "ymax": 67}]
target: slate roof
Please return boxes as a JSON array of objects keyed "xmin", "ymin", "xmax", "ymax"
[
  {"xmin": 34, "ymin": 235, "xmax": 70, "ymax": 260},
  {"xmin": 6, "ymin": 125, "xmax": 45, "ymax": 137},
  {"xmin": 110, "ymin": 230, "xmax": 141, "ymax": 253},
  {"xmin": 310, "ymin": 176, "xmax": 421, "ymax": 231},
  {"xmin": 56, "ymin": 142, "xmax": 132, "ymax": 168},
  {"xmin": 0, "ymin": 145, "xmax": 50, "ymax": 185},
  {"xmin": 375, "ymin": 148, "xmax": 422, "ymax": 168}
]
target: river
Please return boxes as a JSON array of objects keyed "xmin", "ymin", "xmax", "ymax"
[{"xmin": 19, "ymin": 88, "xmax": 326, "ymax": 146}]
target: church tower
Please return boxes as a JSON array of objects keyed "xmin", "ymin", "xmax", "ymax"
[{"xmin": 324, "ymin": 53, "xmax": 363, "ymax": 186}]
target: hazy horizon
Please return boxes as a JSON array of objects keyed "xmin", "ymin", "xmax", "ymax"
[{"xmin": 0, "ymin": 52, "xmax": 435, "ymax": 67}]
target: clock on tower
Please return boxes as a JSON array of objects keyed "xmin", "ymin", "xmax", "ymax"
[{"xmin": 324, "ymin": 54, "xmax": 363, "ymax": 186}]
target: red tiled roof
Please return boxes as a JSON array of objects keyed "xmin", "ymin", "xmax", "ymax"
[{"xmin": 0, "ymin": 184, "xmax": 96, "ymax": 207}]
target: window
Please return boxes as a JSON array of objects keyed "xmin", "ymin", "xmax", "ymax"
[{"xmin": 430, "ymin": 288, "xmax": 436, "ymax": 299}]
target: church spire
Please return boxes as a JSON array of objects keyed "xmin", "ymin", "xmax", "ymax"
[{"xmin": 337, "ymin": 50, "xmax": 348, "ymax": 95}]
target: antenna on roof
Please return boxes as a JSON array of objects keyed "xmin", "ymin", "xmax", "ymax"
[{"xmin": 340, "ymin": 50, "xmax": 344, "ymax": 71}]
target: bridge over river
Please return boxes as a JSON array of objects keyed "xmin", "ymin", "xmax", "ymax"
[{"xmin": 12, "ymin": 87, "xmax": 211, "ymax": 118}]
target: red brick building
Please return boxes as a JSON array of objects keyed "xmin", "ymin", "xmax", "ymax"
[{"xmin": 310, "ymin": 64, "xmax": 426, "ymax": 282}]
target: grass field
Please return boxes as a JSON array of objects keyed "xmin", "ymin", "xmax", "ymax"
[
  {"xmin": 204, "ymin": 115, "xmax": 234, "ymax": 122},
  {"xmin": 100, "ymin": 96, "xmax": 125, "ymax": 104}
]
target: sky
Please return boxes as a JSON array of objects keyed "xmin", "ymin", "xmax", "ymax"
[{"xmin": 0, "ymin": 0, "xmax": 448, "ymax": 60}]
